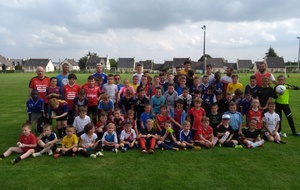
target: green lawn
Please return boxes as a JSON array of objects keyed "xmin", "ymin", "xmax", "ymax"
[{"xmin": 0, "ymin": 72, "xmax": 300, "ymax": 190}]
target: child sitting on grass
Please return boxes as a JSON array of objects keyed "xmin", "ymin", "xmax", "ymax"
[
  {"xmin": 216, "ymin": 114, "xmax": 243, "ymax": 148},
  {"xmin": 263, "ymin": 102, "xmax": 286, "ymax": 144},
  {"xmin": 179, "ymin": 121, "xmax": 201, "ymax": 150},
  {"xmin": 195, "ymin": 116, "xmax": 218, "ymax": 149},
  {"xmin": 157, "ymin": 121, "xmax": 181, "ymax": 151},
  {"xmin": 241, "ymin": 118, "xmax": 264, "ymax": 148},
  {"xmin": 119, "ymin": 121, "xmax": 137, "ymax": 152},
  {"xmin": 139, "ymin": 119, "xmax": 158, "ymax": 154},
  {"xmin": 54, "ymin": 126, "xmax": 78, "ymax": 158},
  {"xmin": 78, "ymin": 123, "xmax": 103, "ymax": 158},
  {"xmin": 0, "ymin": 123, "xmax": 37, "ymax": 165},
  {"xmin": 32, "ymin": 124, "xmax": 58, "ymax": 157},
  {"xmin": 101, "ymin": 123, "xmax": 119, "ymax": 153}
]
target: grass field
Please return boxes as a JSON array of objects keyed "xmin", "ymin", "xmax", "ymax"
[{"xmin": 0, "ymin": 72, "xmax": 300, "ymax": 190}]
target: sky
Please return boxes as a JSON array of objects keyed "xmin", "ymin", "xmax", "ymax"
[{"xmin": 1, "ymin": 0, "xmax": 300, "ymax": 64}]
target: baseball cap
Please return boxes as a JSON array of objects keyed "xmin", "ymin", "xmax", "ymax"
[{"xmin": 222, "ymin": 114, "xmax": 230, "ymax": 120}]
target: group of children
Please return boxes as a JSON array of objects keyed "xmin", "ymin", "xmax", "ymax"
[{"xmin": 1, "ymin": 64, "xmax": 298, "ymax": 164}]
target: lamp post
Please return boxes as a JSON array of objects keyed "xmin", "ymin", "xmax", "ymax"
[
  {"xmin": 201, "ymin": 25, "xmax": 206, "ymax": 74},
  {"xmin": 297, "ymin": 37, "xmax": 300, "ymax": 70}
]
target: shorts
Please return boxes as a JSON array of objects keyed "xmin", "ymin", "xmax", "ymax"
[{"xmin": 57, "ymin": 116, "xmax": 68, "ymax": 121}]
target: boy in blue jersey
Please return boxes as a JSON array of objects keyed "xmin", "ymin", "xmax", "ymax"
[
  {"xmin": 150, "ymin": 87, "xmax": 165, "ymax": 116},
  {"xmin": 179, "ymin": 121, "xmax": 201, "ymax": 150},
  {"xmin": 157, "ymin": 121, "xmax": 181, "ymax": 151},
  {"xmin": 26, "ymin": 90, "xmax": 44, "ymax": 132},
  {"xmin": 101, "ymin": 123, "xmax": 119, "ymax": 153},
  {"xmin": 224, "ymin": 102, "xmax": 243, "ymax": 140},
  {"xmin": 32, "ymin": 124, "xmax": 58, "ymax": 157},
  {"xmin": 140, "ymin": 104, "xmax": 153, "ymax": 132}
]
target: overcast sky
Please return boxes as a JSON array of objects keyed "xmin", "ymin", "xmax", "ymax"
[{"xmin": 1, "ymin": 0, "xmax": 300, "ymax": 63}]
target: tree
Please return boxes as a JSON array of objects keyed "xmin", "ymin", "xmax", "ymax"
[
  {"xmin": 109, "ymin": 58, "xmax": 117, "ymax": 68},
  {"xmin": 78, "ymin": 51, "xmax": 99, "ymax": 71},
  {"xmin": 266, "ymin": 46, "xmax": 278, "ymax": 57},
  {"xmin": 198, "ymin": 54, "xmax": 212, "ymax": 62}
]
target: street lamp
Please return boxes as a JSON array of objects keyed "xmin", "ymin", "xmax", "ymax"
[
  {"xmin": 201, "ymin": 25, "xmax": 206, "ymax": 74},
  {"xmin": 297, "ymin": 37, "xmax": 300, "ymax": 70}
]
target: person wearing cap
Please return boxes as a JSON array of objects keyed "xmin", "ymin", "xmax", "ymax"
[
  {"xmin": 93, "ymin": 63, "xmax": 107, "ymax": 86},
  {"xmin": 216, "ymin": 114, "xmax": 243, "ymax": 148},
  {"xmin": 119, "ymin": 121, "xmax": 137, "ymax": 152},
  {"xmin": 224, "ymin": 102, "xmax": 243, "ymax": 140}
]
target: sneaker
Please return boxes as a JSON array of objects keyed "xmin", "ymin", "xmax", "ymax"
[
  {"xmin": 11, "ymin": 159, "xmax": 16, "ymax": 165},
  {"xmin": 274, "ymin": 140, "xmax": 281, "ymax": 144},
  {"xmin": 218, "ymin": 144, "xmax": 222, "ymax": 147},
  {"xmin": 113, "ymin": 148, "xmax": 118, "ymax": 153},
  {"xmin": 90, "ymin": 154, "xmax": 96, "ymax": 159},
  {"xmin": 279, "ymin": 140, "xmax": 286, "ymax": 144},
  {"xmin": 194, "ymin": 146, "xmax": 201, "ymax": 150},
  {"xmin": 155, "ymin": 144, "xmax": 159, "ymax": 149},
  {"xmin": 280, "ymin": 133, "xmax": 287, "ymax": 138},
  {"xmin": 235, "ymin": 145, "xmax": 243, "ymax": 149},
  {"xmin": 292, "ymin": 132, "xmax": 300, "ymax": 136},
  {"xmin": 141, "ymin": 149, "xmax": 147, "ymax": 154},
  {"xmin": 161, "ymin": 147, "xmax": 164, "ymax": 151},
  {"xmin": 32, "ymin": 152, "xmax": 41, "ymax": 157},
  {"xmin": 96, "ymin": 151, "xmax": 104, "ymax": 157},
  {"xmin": 183, "ymin": 148, "xmax": 187, "ymax": 151},
  {"xmin": 122, "ymin": 147, "xmax": 127, "ymax": 152},
  {"xmin": 54, "ymin": 154, "xmax": 60, "ymax": 158},
  {"xmin": 48, "ymin": 149, "xmax": 53, "ymax": 156},
  {"xmin": 149, "ymin": 149, "xmax": 154, "ymax": 154},
  {"xmin": 173, "ymin": 147, "xmax": 179, "ymax": 151}
]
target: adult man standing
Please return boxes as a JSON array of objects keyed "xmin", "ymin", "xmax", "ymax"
[
  {"xmin": 29, "ymin": 66, "xmax": 50, "ymax": 116},
  {"xmin": 221, "ymin": 67, "xmax": 233, "ymax": 93},
  {"xmin": 93, "ymin": 63, "xmax": 107, "ymax": 86},
  {"xmin": 56, "ymin": 63, "xmax": 69, "ymax": 94},
  {"xmin": 255, "ymin": 62, "xmax": 277, "ymax": 87},
  {"xmin": 132, "ymin": 63, "xmax": 143, "ymax": 84}
]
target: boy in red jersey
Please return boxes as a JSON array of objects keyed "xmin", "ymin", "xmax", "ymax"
[
  {"xmin": 82, "ymin": 75, "xmax": 102, "ymax": 124},
  {"xmin": 187, "ymin": 97, "xmax": 206, "ymax": 139},
  {"xmin": 169, "ymin": 99, "xmax": 186, "ymax": 139},
  {"xmin": 156, "ymin": 105, "xmax": 182, "ymax": 132},
  {"xmin": 247, "ymin": 99, "xmax": 263, "ymax": 133},
  {"xmin": 0, "ymin": 123, "xmax": 37, "ymax": 164},
  {"xmin": 29, "ymin": 66, "xmax": 50, "ymax": 117},
  {"xmin": 46, "ymin": 77, "xmax": 61, "ymax": 100},
  {"xmin": 195, "ymin": 116, "xmax": 218, "ymax": 148},
  {"xmin": 63, "ymin": 74, "xmax": 81, "ymax": 124}
]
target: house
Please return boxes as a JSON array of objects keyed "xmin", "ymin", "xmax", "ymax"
[
  {"xmin": 136, "ymin": 60, "xmax": 154, "ymax": 72},
  {"xmin": 24, "ymin": 58, "xmax": 55, "ymax": 72},
  {"xmin": 225, "ymin": 62, "xmax": 238, "ymax": 71},
  {"xmin": 0, "ymin": 55, "xmax": 13, "ymax": 70},
  {"xmin": 206, "ymin": 58, "xmax": 227, "ymax": 73},
  {"xmin": 265, "ymin": 57, "xmax": 286, "ymax": 72},
  {"xmin": 59, "ymin": 58, "xmax": 80, "ymax": 71},
  {"xmin": 152, "ymin": 63, "xmax": 164, "ymax": 73},
  {"xmin": 85, "ymin": 56, "xmax": 110, "ymax": 72},
  {"xmin": 163, "ymin": 60, "xmax": 174, "ymax": 72},
  {"xmin": 236, "ymin": 59, "xmax": 253, "ymax": 72},
  {"xmin": 191, "ymin": 61, "xmax": 204, "ymax": 73},
  {"xmin": 117, "ymin": 57, "xmax": 135, "ymax": 73}
]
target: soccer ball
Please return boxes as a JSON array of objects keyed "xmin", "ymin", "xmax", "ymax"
[{"xmin": 276, "ymin": 85, "xmax": 286, "ymax": 95}]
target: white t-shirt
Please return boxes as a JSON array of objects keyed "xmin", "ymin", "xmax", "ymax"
[
  {"xmin": 80, "ymin": 133, "xmax": 97, "ymax": 147},
  {"xmin": 120, "ymin": 129, "xmax": 136, "ymax": 142},
  {"xmin": 221, "ymin": 75, "xmax": 232, "ymax": 84},
  {"xmin": 263, "ymin": 112, "xmax": 280, "ymax": 132},
  {"xmin": 102, "ymin": 83, "xmax": 118, "ymax": 103},
  {"xmin": 73, "ymin": 115, "xmax": 91, "ymax": 133}
]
